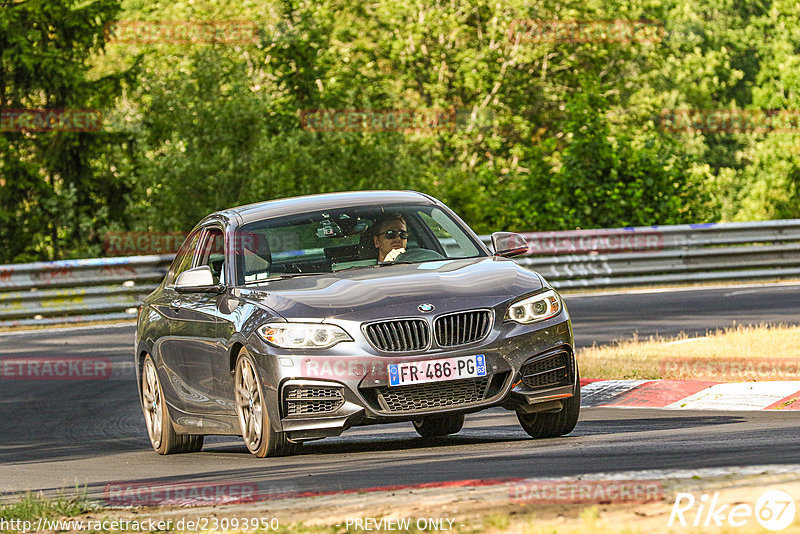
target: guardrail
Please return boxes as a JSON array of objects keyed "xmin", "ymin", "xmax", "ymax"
[
  {"xmin": 2, "ymin": 220, "xmax": 800, "ymax": 327},
  {"xmin": 513, "ymin": 219, "xmax": 800, "ymax": 288},
  {"xmin": 0, "ymin": 256, "xmax": 173, "ymax": 327}
]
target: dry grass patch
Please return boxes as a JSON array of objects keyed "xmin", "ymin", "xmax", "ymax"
[{"xmin": 577, "ymin": 323, "xmax": 800, "ymax": 381}]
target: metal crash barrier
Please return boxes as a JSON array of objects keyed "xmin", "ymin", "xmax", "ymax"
[
  {"xmin": 512, "ymin": 219, "xmax": 800, "ymax": 289},
  {"xmin": 2, "ymin": 220, "xmax": 800, "ymax": 326},
  {"xmin": 0, "ymin": 255, "xmax": 173, "ymax": 327}
]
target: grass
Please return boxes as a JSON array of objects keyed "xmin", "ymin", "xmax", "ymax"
[
  {"xmin": 577, "ymin": 323, "xmax": 800, "ymax": 380},
  {"xmin": 482, "ymin": 513, "xmax": 511, "ymax": 531},
  {"xmin": 0, "ymin": 491, "xmax": 93, "ymax": 523}
]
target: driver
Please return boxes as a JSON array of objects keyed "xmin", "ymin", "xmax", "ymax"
[{"xmin": 372, "ymin": 213, "xmax": 408, "ymax": 262}]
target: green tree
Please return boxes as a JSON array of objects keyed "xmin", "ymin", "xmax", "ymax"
[{"xmin": 0, "ymin": 0, "xmax": 129, "ymax": 262}]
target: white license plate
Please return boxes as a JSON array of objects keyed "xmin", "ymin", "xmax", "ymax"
[{"xmin": 388, "ymin": 355, "xmax": 486, "ymax": 386}]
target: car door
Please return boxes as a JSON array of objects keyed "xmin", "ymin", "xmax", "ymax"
[
  {"xmin": 212, "ymin": 226, "xmax": 272, "ymax": 413},
  {"xmin": 168, "ymin": 225, "xmax": 230, "ymax": 415},
  {"xmin": 149, "ymin": 229, "xmax": 202, "ymax": 413}
]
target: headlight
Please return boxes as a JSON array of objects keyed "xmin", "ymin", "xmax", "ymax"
[
  {"xmin": 258, "ymin": 323, "xmax": 352, "ymax": 349},
  {"xmin": 505, "ymin": 290, "xmax": 562, "ymax": 324}
]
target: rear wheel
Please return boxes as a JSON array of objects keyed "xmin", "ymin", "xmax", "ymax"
[
  {"xmin": 517, "ymin": 369, "xmax": 581, "ymax": 439},
  {"xmin": 412, "ymin": 413, "xmax": 465, "ymax": 438},
  {"xmin": 234, "ymin": 348, "xmax": 299, "ymax": 457},
  {"xmin": 141, "ymin": 355, "xmax": 204, "ymax": 454}
]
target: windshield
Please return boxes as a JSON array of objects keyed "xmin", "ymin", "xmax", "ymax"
[{"xmin": 233, "ymin": 204, "xmax": 485, "ymax": 284}]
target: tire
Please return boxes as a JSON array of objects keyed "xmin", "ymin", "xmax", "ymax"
[
  {"xmin": 517, "ymin": 368, "xmax": 581, "ymax": 439},
  {"xmin": 141, "ymin": 355, "xmax": 204, "ymax": 454},
  {"xmin": 412, "ymin": 413, "xmax": 465, "ymax": 438},
  {"xmin": 184, "ymin": 435, "xmax": 205, "ymax": 452},
  {"xmin": 234, "ymin": 348, "xmax": 299, "ymax": 457}
]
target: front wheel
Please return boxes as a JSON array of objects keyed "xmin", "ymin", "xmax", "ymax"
[
  {"xmin": 234, "ymin": 348, "xmax": 299, "ymax": 457},
  {"xmin": 412, "ymin": 413, "xmax": 465, "ymax": 438},
  {"xmin": 141, "ymin": 354, "xmax": 204, "ymax": 454},
  {"xmin": 517, "ymin": 369, "xmax": 581, "ymax": 439}
]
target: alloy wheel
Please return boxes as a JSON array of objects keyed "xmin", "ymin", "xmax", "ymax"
[
  {"xmin": 235, "ymin": 357, "xmax": 263, "ymax": 451},
  {"xmin": 142, "ymin": 358, "xmax": 163, "ymax": 449}
]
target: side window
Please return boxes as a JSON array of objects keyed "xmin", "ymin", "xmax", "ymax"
[
  {"xmin": 419, "ymin": 210, "xmax": 480, "ymax": 258},
  {"xmin": 165, "ymin": 230, "xmax": 202, "ymax": 286},
  {"xmin": 196, "ymin": 227, "xmax": 225, "ymax": 284}
]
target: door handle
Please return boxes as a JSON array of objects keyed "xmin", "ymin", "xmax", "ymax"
[{"xmin": 170, "ymin": 299, "xmax": 181, "ymax": 310}]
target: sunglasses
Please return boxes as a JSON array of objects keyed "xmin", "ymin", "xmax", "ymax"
[{"xmin": 378, "ymin": 230, "xmax": 410, "ymax": 239}]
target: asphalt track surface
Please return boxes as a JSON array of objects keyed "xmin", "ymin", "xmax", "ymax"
[
  {"xmin": 566, "ymin": 281, "xmax": 800, "ymax": 346},
  {"xmin": 1, "ymin": 283, "xmax": 798, "ymax": 499}
]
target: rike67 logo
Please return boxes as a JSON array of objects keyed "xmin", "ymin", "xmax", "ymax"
[{"xmin": 669, "ymin": 490, "xmax": 796, "ymax": 531}]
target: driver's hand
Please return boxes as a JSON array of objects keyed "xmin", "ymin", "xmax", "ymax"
[{"xmin": 383, "ymin": 248, "xmax": 406, "ymax": 262}]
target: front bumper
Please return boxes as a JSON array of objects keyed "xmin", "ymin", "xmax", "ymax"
[{"xmin": 253, "ymin": 316, "xmax": 576, "ymax": 441}]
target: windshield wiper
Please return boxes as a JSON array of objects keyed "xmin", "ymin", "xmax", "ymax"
[
  {"xmin": 378, "ymin": 260, "xmax": 415, "ymax": 266},
  {"xmin": 243, "ymin": 272, "xmax": 325, "ymax": 285},
  {"xmin": 274, "ymin": 272, "xmax": 325, "ymax": 278},
  {"xmin": 334, "ymin": 264, "xmax": 378, "ymax": 272},
  {"xmin": 378, "ymin": 258, "xmax": 450, "ymax": 266}
]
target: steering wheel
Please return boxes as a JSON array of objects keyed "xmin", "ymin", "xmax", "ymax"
[{"xmin": 393, "ymin": 248, "xmax": 445, "ymax": 262}]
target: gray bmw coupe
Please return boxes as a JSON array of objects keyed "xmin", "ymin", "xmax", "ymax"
[{"xmin": 135, "ymin": 190, "xmax": 579, "ymax": 457}]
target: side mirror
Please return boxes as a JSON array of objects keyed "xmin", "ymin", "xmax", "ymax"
[
  {"xmin": 175, "ymin": 266, "xmax": 224, "ymax": 293},
  {"xmin": 491, "ymin": 232, "xmax": 529, "ymax": 258}
]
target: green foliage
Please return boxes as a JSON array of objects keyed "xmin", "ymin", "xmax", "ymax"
[
  {"xmin": 0, "ymin": 0, "xmax": 129, "ymax": 262},
  {"xmin": 4, "ymin": 0, "xmax": 800, "ymax": 261},
  {"xmin": 554, "ymin": 85, "xmax": 700, "ymax": 228}
]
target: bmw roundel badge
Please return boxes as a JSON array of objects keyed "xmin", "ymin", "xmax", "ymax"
[{"xmin": 418, "ymin": 303, "xmax": 435, "ymax": 313}]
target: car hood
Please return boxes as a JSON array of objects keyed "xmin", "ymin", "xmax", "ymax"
[{"xmin": 239, "ymin": 257, "xmax": 544, "ymax": 322}]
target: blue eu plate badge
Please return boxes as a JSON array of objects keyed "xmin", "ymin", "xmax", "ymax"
[{"xmin": 476, "ymin": 354, "xmax": 486, "ymax": 375}]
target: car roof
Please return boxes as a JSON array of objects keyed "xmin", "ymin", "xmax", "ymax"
[{"xmin": 214, "ymin": 190, "xmax": 437, "ymax": 226}]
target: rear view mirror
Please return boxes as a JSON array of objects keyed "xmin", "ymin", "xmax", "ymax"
[
  {"xmin": 491, "ymin": 232, "xmax": 529, "ymax": 257},
  {"xmin": 316, "ymin": 219, "xmax": 343, "ymax": 238}
]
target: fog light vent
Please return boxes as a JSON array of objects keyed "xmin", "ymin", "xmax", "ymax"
[
  {"xmin": 519, "ymin": 352, "xmax": 572, "ymax": 390},
  {"xmin": 283, "ymin": 385, "xmax": 344, "ymax": 416}
]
